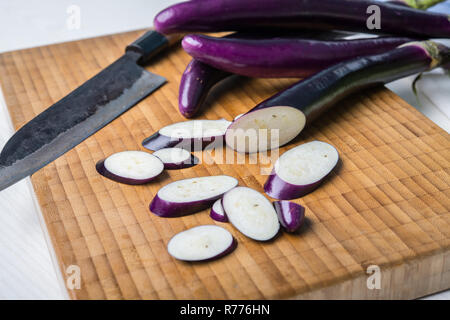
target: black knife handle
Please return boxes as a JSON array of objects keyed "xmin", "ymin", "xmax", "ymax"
[{"xmin": 126, "ymin": 30, "xmax": 181, "ymax": 64}]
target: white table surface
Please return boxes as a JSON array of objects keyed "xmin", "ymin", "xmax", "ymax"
[{"xmin": 0, "ymin": 0, "xmax": 448, "ymax": 300}]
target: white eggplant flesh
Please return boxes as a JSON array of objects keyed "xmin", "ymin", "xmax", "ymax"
[
  {"xmin": 225, "ymin": 106, "xmax": 306, "ymax": 153},
  {"xmin": 142, "ymin": 119, "xmax": 232, "ymax": 151},
  {"xmin": 167, "ymin": 225, "xmax": 236, "ymax": 261},
  {"xmin": 222, "ymin": 187, "xmax": 280, "ymax": 241},
  {"xmin": 150, "ymin": 175, "xmax": 238, "ymax": 217},
  {"xmin": 96, "ymin": 151, "xmax": 164, "ymax": 185},
  {"xmin": 153, "ymin": 148, "xmax": 198, "ymax": 169},
  {"xmin": 264, "ymin": 141, "xmax": 339, "ymax": 199}
]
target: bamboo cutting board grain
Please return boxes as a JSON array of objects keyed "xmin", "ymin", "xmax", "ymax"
[{"xmin": 0, "ymin": 30, "xmax": 449, "ymax": 300}]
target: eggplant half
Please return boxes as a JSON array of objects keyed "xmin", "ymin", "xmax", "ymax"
[{"xmin": 225, "ymin": 41, "xmax": 450, "ymax": 153}]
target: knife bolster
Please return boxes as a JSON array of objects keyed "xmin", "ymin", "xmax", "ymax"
[{"xmin": 126, "ymin": 30, "xmax": 169, "ymax": 64}]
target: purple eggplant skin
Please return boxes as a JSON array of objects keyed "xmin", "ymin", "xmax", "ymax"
[
  {"xmin": 210, "ymin": 209, "xmax": 228, "ymax": 222},
  {"xmin": 179, "ymin": 59, "xmax": 231, "ymax": 118},
  {"xmin": 96, "ymin": 159, "xmax": 160, "ymax": 185},
  {"xmin": 154, "ymin": 0, "xmax": 450, "ymax": 38},
  {"xmin": 210, "ymin": 199, "xmax": 229, "ymax": 222},
  {"xmin": 178, "ymin": 31, "xmax": 348, "ymax": 119},
  {"xmin": 273, "ymin": 201, "xmax": 305, "ymax": 233},
  {"xmin": 255, "ymin": 41, "xmax": 450, "ymax": 124},
  {"xmin": 182, "ymin": 34, "xmax": 414, "ymax": 78},
  {"xmin": 142, "ymin": 132, "xmax": 221, "ymax": 152},
  {"xmin": 150, "ymin": 193, "xmax": 222, "ymax": 218},
  {"xmin": 265, "ymin": 173, "xmax": 326, "ymax": 200},
  {"xmin": 226, "ymin": 41, "xmax": 450, "ymax": 152}
]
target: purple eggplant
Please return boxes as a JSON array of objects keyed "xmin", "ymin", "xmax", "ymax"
[
  {"xmin": 150, "ymin": 175, "xmax": 238, "ymax": 217},
  {"xmin": 182, "ymin": 34, "xmax": 414, "ymax": 78},
  {"xmin": 178, "ymin": 31, "xmax": 353, "ymax": 119},
  {"xmin": 225, "ymin": 41, "xmax": 450, "ymax": 153},
  {"xmin": 152, "ymin": 147, "xmax": 198, "ymax": 169},
  {"xmin": 154, "ymin": 0, "xmax": 450, "ymax": 38},
  {"xmin": 273, "ymin": 201, "xmax": 306, "ymax": 233},
  {"xmin": 179, "ymin": 59, "xmax": 231, "ymax": 118},
  {"xmin": 142, "ymin": 118, "xmax": 231, "ymax": 151},
  {"xmin": 96, "ymin": 151, "xmax": 164, "ymax": 185},
  {"xmin": 210, "ymin": 199, "xmax": 228, "ymax": 222},
  {"xmin": 265, "ymin": 141, "xmax": 339, "ymax": 200}
]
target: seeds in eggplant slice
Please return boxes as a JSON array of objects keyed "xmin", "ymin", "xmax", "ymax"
[
  {"xmin": 222, "ymin": 187, "xmax": 280, "ymax": 241},
  {"xmin": 143, "ymin": 119, "xmax": 232, "ymax": 151},
  {"xmin": 167, "ymin": 225, "xmax": 236, "ymax": 261},
  {"xmin": 96, "ymin": 151, "xmax": 164, "ymax": 185},
  {"xmin": 210, "ymin": 199, "xmax": 228, "ymax": 222},
  {"xmin": 150, "ymin": 175, "xmax": 238, "ymax": 217},
  {"xmin": 264, "ymin": 141, "xmax": 339, "ymax": 199},
  {"xmin": 273, "ymin": 201, "xmax": 305, "ymax": 233},
  {"xmin": 153, "ymin": 148, "xmax": 198, "ymax": 169}
]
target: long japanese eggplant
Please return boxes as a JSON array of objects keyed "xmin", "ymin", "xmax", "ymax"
[
  {"xmin": 225, "ymin": 41, "xmax": 450, "ymax": 153},
  {"xmin": 179, "ymin": 31, "xmax": 412, "ymax": 118},
  {"xmin": 179, "ymin": 59, "xmax": 231, "ymax": 118},
  {"xmin": 182, "ymin": 34, "xmax": 414, "ymax": 78},
  {"xmin": 154, "ymin": 0, "xmax": 450, "ymax": 38}
]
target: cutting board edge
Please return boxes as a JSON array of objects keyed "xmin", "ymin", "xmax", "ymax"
[{"xmin": 292, "ymin": 248, "xmax": 450, "ymax": 299}]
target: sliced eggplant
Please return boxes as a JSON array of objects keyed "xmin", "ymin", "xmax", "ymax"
[
  {"xmin": 143, "ymin": 118, "xmax": 231, "ymax": 151},
  {"xmin": 150, "ymin": 175, "xmax": 238, "ymax": 217},
  {"xmin": 153, "ymin": 148, "xmax": 198, "ymax": 170},
  {"xmin": 96, "ymin": 151, "xmax": 164, "ymax": 185},
  {"xmin": 210, "ymin": 199, "xmax": 228, "ymax": 222},
  {"xmin": 264, "ymin": 141, "xmax": 339, "ymax": 200},
  {"xmin": 273, "ymin": 201, "xmax": 305, "ymax": 233},
  {"xmin": 222, "ymin": 187, "xmax": 280, "ymax": 241},
  {"xmin": 167, "ymin": 225, "xmax": 236, "ymax": 261}
]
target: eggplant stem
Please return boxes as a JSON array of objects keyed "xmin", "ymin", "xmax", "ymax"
[
  {"xmin": 400, "ymin": 41, "xmax": 450, "ymax": 68},
  {"xmin": 402, "ymin": 0, "xmax": 445, "ymax": 9},
  {"xmin": 411, "ymin": 72, "xmax": 422, "ymax": 97}
]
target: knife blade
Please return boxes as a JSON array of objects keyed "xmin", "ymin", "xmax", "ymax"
[{"xmin": 0, "ymin": 31, "xmax": 178, "ymax": 191}]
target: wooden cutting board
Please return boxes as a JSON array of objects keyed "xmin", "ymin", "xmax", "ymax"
[{"xmin": 0, "ymin": 30, "xmax": 449, "ymax": 300}]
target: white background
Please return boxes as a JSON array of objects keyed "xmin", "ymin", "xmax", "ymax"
[{"xmin": 0, "ymin": 0, "xmax": 448, "ymax": 299}]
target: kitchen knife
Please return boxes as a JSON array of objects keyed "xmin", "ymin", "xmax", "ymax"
[{"xmin": 0, "ymin": 30, "xmax": 180, "ymax": 191}]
